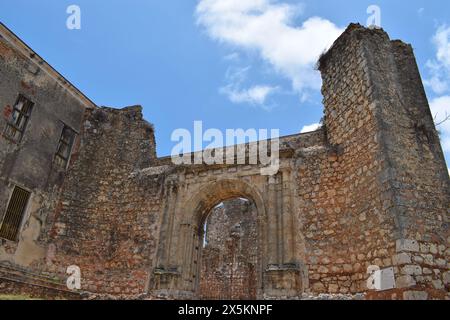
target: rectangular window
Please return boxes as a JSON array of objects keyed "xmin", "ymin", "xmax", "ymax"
[
  {"xmin": 3, "ymin": 95, "xmax": 34, "ymax": 143},
  {"xmin": 54, "ymin": 125, "xmax": 76, "ymax": 168},
  {"xmin": 0, "ymin": 186, "xmax": 31, "ymax": 242}
]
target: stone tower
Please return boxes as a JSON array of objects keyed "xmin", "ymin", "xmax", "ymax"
[{"xmin": 318, "ymin": 24, "xmax": 449, "ymax": 299}]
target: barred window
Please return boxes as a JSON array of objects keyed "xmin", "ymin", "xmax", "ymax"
[
  {"xmin": 0, "ymin": 186, "xmax": 31, "ymax": 242},
  {"xmin": 3, "ymin": 95, "xmax": 34, "ymax": 143},
  {"xmin": 54, "ymin": 125, "xmax": 76, "ymax": 168}
]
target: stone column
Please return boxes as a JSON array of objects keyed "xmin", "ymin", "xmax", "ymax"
[
  {"xmin": 153, "ymin": 178, "xmax": 184, "ymax": 294},
  {"xmin": 263, "ymin": 171, "xmax": 302, "ymax": 297},
  {"xmin": 266, "ymin": 175, "xmax": 279, "ymax": 266},
  {"xmin": 281, "ymin": 169, "xmax": 295, "ymax": 264},
  {"xmin": 178, "ymin": 222, "xmax": 198, "ymax": 292}
]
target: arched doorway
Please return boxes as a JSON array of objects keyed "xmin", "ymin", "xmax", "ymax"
[
  {"xmin": 198, "ymin": 198, "xmax": 259, "ymax": 300},
  {"xmin": 183, "ymin": 179, "xmax": 267, "ymax": 299},
  {"xmin": 153, "ymin": 177, "xmax": 305, "ymax": 298}
]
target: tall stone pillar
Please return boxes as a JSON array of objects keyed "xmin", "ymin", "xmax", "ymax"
[
  {"xmin": 153, "ymin": 177, "xmax": 186, "ymax": 296},
  {"xmin": 266, "ymin": 175, "xmax": 279, "ymax": 266},
  {"xmin": 281, "ymin": 169, "xmax": 295, "ymax": 264},
  {"xmin": 318, "ymin": 23, "xmax": 449, "ymax": 300},
  {"xmin": 263, "ymin": 172, "xmax": 302, "ymax": 298}
]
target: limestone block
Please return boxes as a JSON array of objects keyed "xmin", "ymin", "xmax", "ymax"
[
  {"xmin": 432, "ymin": 280, "xmax": 444, "ymax": 290},
  {"xmin": 396, "ymin": 239, "xmax": 419, "ymax": 253},
  {"xmin": 401, "ymin": 265, "xmax": 422, "ymax": 276},
  {"xmin": 443, "ymin": 272, "xmax": 450, "ymax": 285},
  {"xmin": 392, "ymin": 253, "xmax": 411, "ymax": 265},
  {"xmin": 396, "ymin": 275, "xmax": 416, "ymax": 288}
]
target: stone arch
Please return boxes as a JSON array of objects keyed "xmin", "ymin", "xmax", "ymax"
[
  {"xmin": 182, "ymin": 179, "xmax": 267, "ymax": 298},
  {"xmin": 154, "ymin": 172, "xmax": 305, "ymax": 298},
  {"xmin": 186, "ymin": 179, "xmax": 267, "ymax": 231}
]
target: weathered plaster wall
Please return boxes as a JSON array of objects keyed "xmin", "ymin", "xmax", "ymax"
[{"xmin": 0, "ymin": 28, "xmax": 87, "ymax": 269}]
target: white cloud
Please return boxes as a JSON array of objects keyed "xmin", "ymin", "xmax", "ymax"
[
  {"xmin": 219, "ymin": 66, "xmax": 277, "ymax": 106},
  {"xmin": 196, "ymin": 0, "xmax": 343, "ymax": 96},
  {"xmin": 220, "ymin": 84, "xmax": 278, "ymax": 105},
  {"xmin": 430, "ymin": 95, "xmax": 450, "ymax": 152},
  {"xmin": 426, "ymin": 25, "xmax": 450, "ymax": 154},
  {"xmin": 300, "ymin": 122, "xmax": 321, "ymax": 133},
  {"xmin": 224, "ymin": 65, "xmax": 250, "ymax": 84},
  {"xmin": 434, "ymin": 25, "xmax": 450, "ymax": 69},
  {"xmin": 223, "ymin": 52, "xmax": 240, "ymax": 61},
  {"xmin": 424, "ymin": 65, "xmax": 448, "ymax": 95},
  {"xmin": 425, "ymin": 25, "xmax": 450, "ymax": 94}
]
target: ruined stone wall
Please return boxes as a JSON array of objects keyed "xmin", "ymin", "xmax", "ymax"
[
  {"xmin": 199, "ymin": 199, "xmax": 258, "ymax": 300},
  {"xmin": 312, "ymin": 24, "xmax": 449, "ymax": 299},
  {"xmin": 363, "ymin": 33, "xmax": 449, "ymax": 299},
  {"xmin": 43, "ymin": 106, "xmax": 162, "ymax": 295},
  {"xmin": 290, "ymin": 25, "xmax": 391, "ymax": 296},
  {"xmin": 42, "ymin": 25, "xmax": 448, "ymax": 299},
  {"xmin": 0, "ymin": 23, "xmax": 448, "ymax": 300}
]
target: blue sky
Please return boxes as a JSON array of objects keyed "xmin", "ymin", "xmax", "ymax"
[{"xmin": 1, "ymin": 0, "xmax": 450, "ymax": 171}]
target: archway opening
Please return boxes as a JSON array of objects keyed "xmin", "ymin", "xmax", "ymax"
[{"xmin": 198, "ymin": 197, "xmax": 259, "ymax": 300}]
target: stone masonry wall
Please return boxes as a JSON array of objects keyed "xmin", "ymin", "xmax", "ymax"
[
  {"xmin": 292, "ymin": 24, "xmax": 393, "ymax": 295},
  {"xmin": 363, "ymin": 32, "xmax": 449, "ymax": 299},
  {"xmin": 315, "ymin": 24, "xmax": 449, "ymax": 299},
  {"xmin": 42, "ymin": 106, "xmax": 162, "ymax": 295}
]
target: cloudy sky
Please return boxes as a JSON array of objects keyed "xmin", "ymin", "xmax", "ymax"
[{"xmin": 1, "ymin": 0, "xmax": 449, "ymax": 172}]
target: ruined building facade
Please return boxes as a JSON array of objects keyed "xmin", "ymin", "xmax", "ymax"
[{"xmin": 0, "ymin": 23, "xmax": 449, "ymax": 300}]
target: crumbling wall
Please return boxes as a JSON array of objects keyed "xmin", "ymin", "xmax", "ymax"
[
  {"xmin": 44, "ymin": 106, "xmax": 162, "ymax": 295},
  {"xmin": 311, "ymin": 24, "xmax": 449, "ymax": 299},
  {"xmin": 291, "ymin": 24, "xmax": 395, "ymax": 295},
  {"xmin": 363, "ymin": 32, "xmax": 449, "ymax": 299}
]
